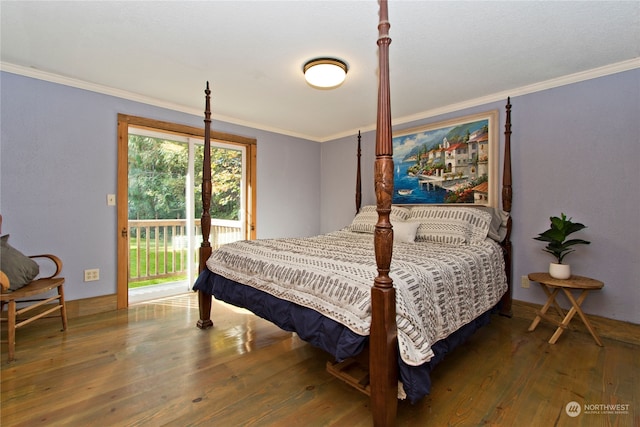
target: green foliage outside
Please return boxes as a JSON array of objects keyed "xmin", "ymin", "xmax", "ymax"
[
  {"xmin": 127, "ymin": 134, "xmax": 243, "ymax": 288},
  {"xmin": 128, "ymin": 134, "xmax": 242, "ymax": 221}
]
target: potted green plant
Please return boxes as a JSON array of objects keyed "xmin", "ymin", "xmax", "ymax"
[{"xmin": 533, "ymin": 213, "xmax": 590, "ymax": 279}]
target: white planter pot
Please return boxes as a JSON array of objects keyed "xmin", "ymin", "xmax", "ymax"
[{"xmin": 549, "ymin": 263, "xmax": 571, "ymax": 279}]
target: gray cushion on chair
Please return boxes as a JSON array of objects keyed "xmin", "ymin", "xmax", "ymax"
[{"xmin": 0, "ymin": 235, "xmax": 40, "ymax": 291}]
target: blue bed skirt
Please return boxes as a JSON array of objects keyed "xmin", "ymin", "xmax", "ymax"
[{"xmin": 193, "ymin": 268, "xmax": 491, "ymax": 403}]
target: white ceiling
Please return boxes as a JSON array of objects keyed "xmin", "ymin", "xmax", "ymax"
[{"xmin": 1, "ymin": 1, "xmax": 639, "ymax": 142}]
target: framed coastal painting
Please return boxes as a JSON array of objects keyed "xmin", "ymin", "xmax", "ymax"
[{"xmin": 392, "ymin": 110, "xmax": 499, "ymax": 207}]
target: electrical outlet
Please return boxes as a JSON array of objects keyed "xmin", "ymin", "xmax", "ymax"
[
  {"xmin": 521, "ymin": 275, "xmax": 530, "ymax": 288},
  {"xmin": 84, "ymin": 269, "xmax": 100, "ymax": 282}
]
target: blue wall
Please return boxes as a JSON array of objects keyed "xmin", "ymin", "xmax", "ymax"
[
  {"xmin": 1, "ymin": 72, "xmax": 320, "ymax": 301},
  {"xmin": 2, "ymin": 68, "xmax": 638, "ymax": 324},
  {"xmin": 321, "ymin": 68, "xmax": 640, "ymax": 324}
]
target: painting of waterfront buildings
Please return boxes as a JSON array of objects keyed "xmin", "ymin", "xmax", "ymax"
[{"xmin": 392, "ymin": 110, "xmax": 499, "ymax": 206}]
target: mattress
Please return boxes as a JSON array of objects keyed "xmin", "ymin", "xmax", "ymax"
[{"xmin": 202, "ymin": 229, "xmax": 506, "ymax": 366}]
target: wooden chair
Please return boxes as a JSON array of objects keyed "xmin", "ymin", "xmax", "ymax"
[{"xmin": 0, "ymin": 217, "xmax": 67, "ymax": 362}]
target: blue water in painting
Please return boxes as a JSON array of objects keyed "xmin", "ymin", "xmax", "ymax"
[{"xmin": 393, "ymin": 161, "xmax": 447, "ymax": 204}]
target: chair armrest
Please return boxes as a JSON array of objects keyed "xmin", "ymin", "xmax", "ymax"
[
  {"xmin": 28, "ymin": 254, "xmax": 63, "ymax": 279},
  {"xmin": 0, "ymin": 270, "xmax": 9, "ymax": 291}
]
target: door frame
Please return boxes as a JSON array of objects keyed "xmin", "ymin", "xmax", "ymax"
[{"xmin": 116, "ymin": 114, "xmax": 257, "ymax": 309}]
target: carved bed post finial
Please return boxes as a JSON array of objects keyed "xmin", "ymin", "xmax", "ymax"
[
  {"xmin": 356, "ymin": 130, "xmax": 362, "ymax": 214},
  {"xmin": 201, "ymin": 81, "xmax": 212, "ymax": 261},
  {"xmin": 502, "ymin": 97, "xmax": 512, "ymax": 213},
  {"xmin": 370, "ymin": 1, "xmax": 398, "ymax": 425},
  {"xmin": 500, "ymin": 97, "xmax": 513, "ymax": 317},
  {"xmin": 198, "ymin": 81, "xmax": 214, "ymax": 329}
]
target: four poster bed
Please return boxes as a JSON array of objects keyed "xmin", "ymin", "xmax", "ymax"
[{"xmin": 193, "ymin": 2, "xmax": 513, "ymax": 425}]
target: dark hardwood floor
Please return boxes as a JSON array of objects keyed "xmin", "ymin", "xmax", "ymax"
[{"xmin": 2, "ymin": 292, "xmax": 638, "ymax": 426}]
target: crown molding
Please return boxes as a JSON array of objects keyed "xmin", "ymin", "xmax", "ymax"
[
  {"xmin": 385, "ymin": 57, "xmax": 640, "ymax": 132},
  {"xmin": 3, "ymin": 58, "xmax": 639, "ymax": 143},
  {"xmin": 0, "ymin": 62, "xmax": 314, "ymax": 142},
  {"xmin": 327, "ymin": 57, "xmax": 640, "ymax": 142}
]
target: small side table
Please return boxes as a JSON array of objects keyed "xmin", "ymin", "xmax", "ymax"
[{"xmin": 527, "ymin": 272, "xmax": 604, "ymax": 346}]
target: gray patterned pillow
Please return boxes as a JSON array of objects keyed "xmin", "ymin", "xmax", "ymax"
[
  {"xmin": 408, "ymin": 206, "xmax": 492, "ymax": 245},
  {"xmin": 350, "ymin": 205, "xmax": 411, "ymax": 233},
  {"xmin": 0, "ymin": 235, "xmax": 40, "ymax": 291}
]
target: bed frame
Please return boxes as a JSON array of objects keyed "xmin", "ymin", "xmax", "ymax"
[{"xmin": 196, "ymin": 1, "xmax": 513, "ymax": 425}]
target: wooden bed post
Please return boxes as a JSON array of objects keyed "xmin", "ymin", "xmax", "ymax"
[
  {"xmin": 356, "ymin": 130, "xmax": 362, "ymax": 214},
  {"xmin": 197, "ymin": 82, "xmax": 214, "ymax": 329},
  {"xmin": 370, "ymin": 1, "xmax": 398, "ymax": 426},
  {"xmin": 499, "ymin": 97, "xmax": 513, "ymax": 317}
]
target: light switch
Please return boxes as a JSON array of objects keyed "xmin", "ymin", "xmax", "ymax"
[{"xmin": 107, "ymin": 194, "xmax": 116, "ymax": 206}]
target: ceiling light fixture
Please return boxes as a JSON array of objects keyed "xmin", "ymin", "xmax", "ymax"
[{"xmin": 303, "ymin": 58, "xmax": 348, "ymax": 89}]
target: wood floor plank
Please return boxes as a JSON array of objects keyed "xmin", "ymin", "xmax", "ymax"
[{"xmin": 2, "ymin": 293, "xmax": 637, "ymax": 426}]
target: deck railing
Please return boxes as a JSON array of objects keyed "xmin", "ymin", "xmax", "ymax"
[{"xmin": 128, "ymin": 219, "xmax": 242, "ymax": 282}]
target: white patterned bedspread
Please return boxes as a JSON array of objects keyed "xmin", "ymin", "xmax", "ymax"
[{"xmin": 206, "ymin": 229, "xmax": 507, "ymax": 366}]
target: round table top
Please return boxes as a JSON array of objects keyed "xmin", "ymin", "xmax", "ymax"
[{"xmin": 528, "ymin": 272, "xmax": 604, "ymax": 290}]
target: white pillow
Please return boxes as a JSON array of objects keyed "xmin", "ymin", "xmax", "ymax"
[
  {"xmin": 408, "ymin": 206, "xmax": 492, "ymax": 245},
  {"xmin": 393, "ymin": 221, "xmax": 420, "ymax": 243},
  {"xmin": 349, "ymin": 205, "xmax": 411, "ymax": 234}
]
